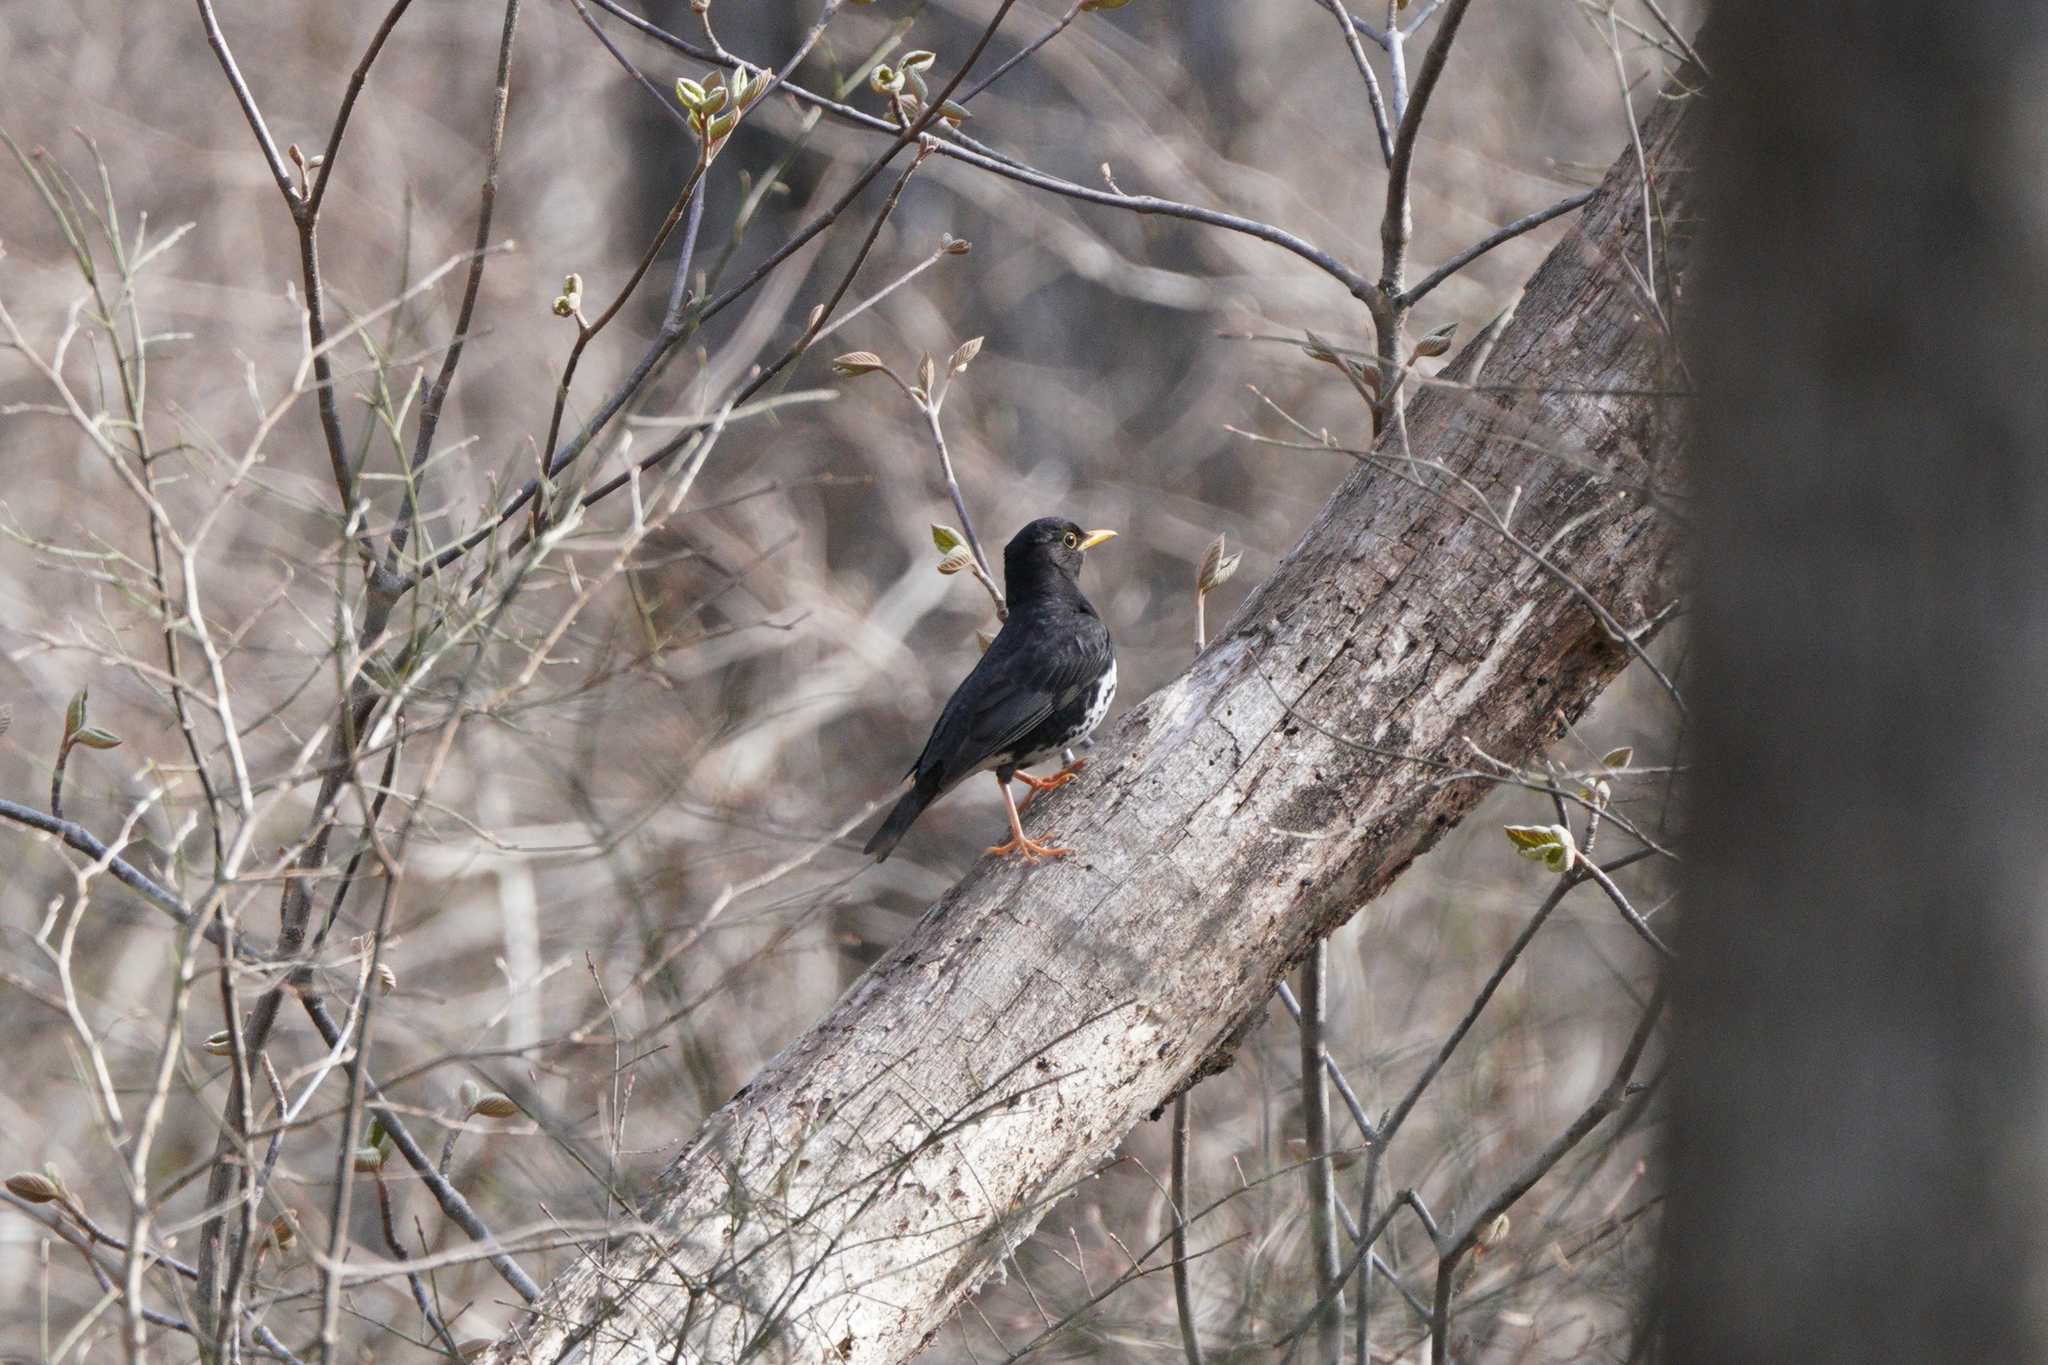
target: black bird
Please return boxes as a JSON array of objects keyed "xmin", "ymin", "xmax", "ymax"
[{"xmin": 864, "ymin": 517, "xmax": 1118, "ymax": 862}]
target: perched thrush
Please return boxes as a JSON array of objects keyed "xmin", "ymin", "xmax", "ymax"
[{"xmin": 864, "ymin": 516, "xmax": 1118, "ymax": 861}]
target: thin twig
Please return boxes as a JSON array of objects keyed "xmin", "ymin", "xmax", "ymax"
[
  {"xmin": 1314, "ymin": 0, "xmax": 1395, "ymax": 162},
  {"xmin": 586, "ymin": 0, "xmax": 1386, "ymax": 308},
  {"xmin": 1297, "ymin": 944, "xmax": 1345, "ymax": 1364},
  {"xmin": 1380, "ymin": 0, "xmax": 1476, "ymax": 293},
  {"xmin": 958, "ymin": 0, "xmax": 1085, "ymax": 104},
  {"xmin": 1401, "ymin": 189, "xmax": 1597, "ymax": 306},
  {"xmin": 300, "ymin": 994, "xmax": 544, "ymax": 1303},
  {"xmin": 391, "ymin": 0, "xmax": 525, "ymax": 561},
  {"xmin": 304, "ymin": 0, "xmax": 418, "ymax": 221},
  {"xmin": 1426, "ymin": 979, "xmax": 1668, "ymax": 1363},
  {"xmin": 1169, "ymin": 1095, "xmax": 1205, "ymax": 1365},
  {"xmin": 192, "ymin": 0, "xmax": 298, "ymax": 201}
]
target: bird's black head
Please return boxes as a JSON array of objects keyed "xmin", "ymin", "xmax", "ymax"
[{"xmin": 1003, "ymin": 516, "xmax": 1117, "ymax": 593}]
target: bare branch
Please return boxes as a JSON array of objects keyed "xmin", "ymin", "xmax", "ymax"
[
  {"xmin": 1402, "ymin": 188, "xmax": 1597, "ymax": 306},
  {"xmin": 192, "ymin": 0, "xmax": 299, "ymax": 204}
]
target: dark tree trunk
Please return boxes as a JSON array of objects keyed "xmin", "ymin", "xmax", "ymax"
[{"xmin": 1663, "ymin": 7, "xmax": 2048, "ymax": 1360}]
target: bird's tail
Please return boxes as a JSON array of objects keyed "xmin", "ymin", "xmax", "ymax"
[{"xmin": 863, "ymin": 784, "xmax": 933, "ymax": 861}]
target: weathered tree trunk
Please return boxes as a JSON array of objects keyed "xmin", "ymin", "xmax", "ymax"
[
  {"xmin": 1660, "ymin": 6, "xmax": 2048, "ymax": 1360},
  {"xmin": 492, "ymin": 91, "xmax": 1696, "ymax": 1365}
]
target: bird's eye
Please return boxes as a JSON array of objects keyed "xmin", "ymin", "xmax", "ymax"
[{"xmin": 1062, "ymin": 531, "xmax": 1079, "ymax": 548}]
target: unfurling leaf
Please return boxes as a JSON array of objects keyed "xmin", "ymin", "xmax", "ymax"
[
  {"xmin": 458, "ymin": 1079, "xmax": 484, "ymax": 1114},
  {"xmin": 729, "ymin": 66, "xmax": 756, "ymax": 108},
  {"xmin": 935, "ymin": 549, "xmax": 976, "ymax": 576},
  {"xmin": 940, "ymin": 234, "xmax": 972, "ymax": 255},
  {"xmin": 203, "ymin": 1029, "xmax": 235, "ymax": 1057},
  {"xmin": 1503, "ymin": 823, "xmax": 1577, "ymax": 874},
  {"xmin": 899, "ymin": 49, "xmax": 937, "ymax": 72},
  {"xmin": 870, "ymin": 64, "xmax": 903, "ymax": 95},
  {"xmin": 375, "ymin": 962, "xmax": 397, "ymax": 996},
  {"xmin": 675, "ymin": 77, "xmax": 708, "ymax": 111},
  {"xmin": 267, "ymin": 1212, "xmax": 298, "ymax": 1250},
  {"xmin": 64, "ymin": 689, "xmax": 87, "ymax": 740},
  {"xmin": 1601, "ymin": 745, "xmax": 1634, "ymax": 770},
  {"xmin": 948, "ymin": 336, "xmax": 984, "ymax": 374},
  {"xmin": 471, "ymin": 1092, "xmax": 521, "ymax": 1119},
  {"xmin": 917, "ymin": 352, "xmax": 937, "ymax": 396},
  {"xmin": 830, "ymin": 351, "xmax": 885, "ymax": 377},
  {"xmin": 974, "ymin": 628, "xmax": 997, "ymax": 653},
  {"xmin": 1479, "ymin": 1213, "xmax": 1511, "ymax": 1248},
  {"xmin": 71, "ymin": 726, "xmax": 121, "ymax": 750},
  {"xmin": 0, "ymin": 704, "xmax": 11, "ymax": 737},
  {"xmin": 352, "ymin": 1146, "xmax": 386, "ymax": 1173},
  {"xmin": 1304, "ymin": 330, "xmax": 1381, "ymax": 398},
  {"xmin": 930, "ymin": 524, "xmax": 966, "ymax": 553},
  {"xmin": 1411, "ymin": 320, "xmax": 1459, "ymax": 360},
  {"xmin": 1197, "ymin": 532, "xmax": 1242, "ymax": 596},
  {"xmin": 5, "ymin": 1172, "xmax": 63, "ymax": 1205},
  {"xmin": 938, "ymin": 99, "xmax": 971, "ymax": 125}
]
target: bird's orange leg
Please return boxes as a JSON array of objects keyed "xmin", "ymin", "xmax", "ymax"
[
  {"xmin": 1013, "ymin": 756, "xmax": 1088, "ymax": 811},
  {"xmin": 986, "ymin": 772, "xmax": 1073, "ymax": 860}
]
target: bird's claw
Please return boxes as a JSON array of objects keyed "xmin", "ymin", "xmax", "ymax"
[{"xmin": 986, "ymin": 831, "xmax": 1073, "ymax": 860}]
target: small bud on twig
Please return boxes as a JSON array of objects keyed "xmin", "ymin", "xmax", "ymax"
[
  {"xmin": 470, "ymin": 1092, "xmax": 521, "ymax": 1119},
  {"xmin": 1410, "ymin": 320, "xmax": 1459, "ymax": 361},
  {"xmin": 1196, "ymin": 533, "xmax": 1242, "ymax": 597},
  {"xmin": 6, "ymin": 1172, "xmax": 64, "ymax": 1205}
]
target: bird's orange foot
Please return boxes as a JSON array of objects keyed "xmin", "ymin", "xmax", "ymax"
[
  {"xmin": 985, "ymin": 830, "xmax": 1073, "ymax": 860},
  {"xmin": 1014, "ymin": 759, "xmax": 1087, "ymax": 811}
]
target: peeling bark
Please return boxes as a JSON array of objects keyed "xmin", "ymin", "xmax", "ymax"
[{"xmin": 492, "ymin": 83, "xmax": 1697, "ymax": 1365}]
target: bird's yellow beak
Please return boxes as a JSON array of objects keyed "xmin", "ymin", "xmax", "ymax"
[{"xmin": 1077, "ymin": 529, "xmax": 1118, "ymax": 552}]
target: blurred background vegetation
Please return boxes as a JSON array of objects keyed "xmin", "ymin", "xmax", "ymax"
[{"xmin": 0, "ymin": 0, "xmax": 1692, "ymax": 1356}]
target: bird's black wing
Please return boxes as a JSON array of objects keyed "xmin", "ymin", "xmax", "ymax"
[{"xmin": 908, "ymin": 612, "xmax": 1109, "ymax": 794}]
